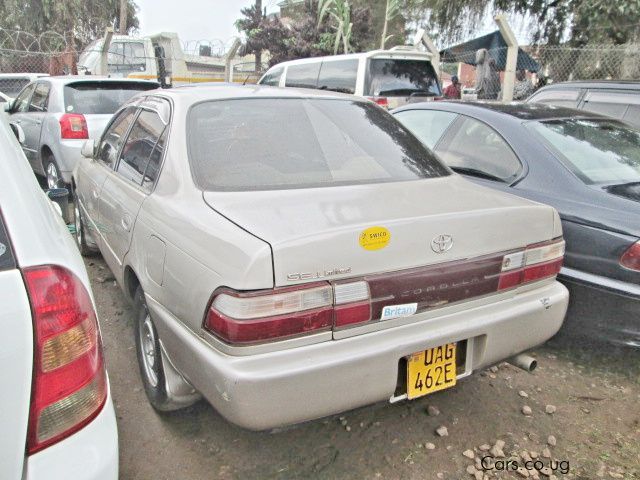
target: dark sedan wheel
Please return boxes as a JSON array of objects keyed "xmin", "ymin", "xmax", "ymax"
[{"xmin": 133, "ymin": 286, "xmax": 175, "ymax": 412}]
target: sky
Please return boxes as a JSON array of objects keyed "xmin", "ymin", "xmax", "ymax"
[{"xmin": 135, "ymin": 0, "xmax": 281, "ymax": 52}]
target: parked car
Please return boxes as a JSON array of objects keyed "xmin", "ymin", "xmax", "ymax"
[
  {"xmin": 392, "ymin": 101, "xmax": 640, "ymax": 347},
  {"xmin": 526, "ymin": 80, "xmax": 640, "ymax": 128},
  {"xmin": 73, "ymin": 85, "xmax": 568, "ymax": 429},
  {"xmin": 258, "ymin": 47, "xmax": 442, "ymax": 108},
  {"xmin": 7, "ymin": 76, "xmax": 159, "ymax": 189},
  {"xmin": 0, "ymin": 73, "xmax": 48, "ymax": 98},
  {"xmin": 0, "ymin": 114, "xmax": 118, "ymax": 479}
]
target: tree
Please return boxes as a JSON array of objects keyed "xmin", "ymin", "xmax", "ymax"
[
  {"xmin": 380, "ymin": 0, "xmax": 400, "ymax": 49},
  {"xmin": 403, "ymin": 0, "xmax": 640, "ymax": 46},
  {"xmin": 318, "ymin": 0, "xmax": 353, "ymax": 54},
  {"xmin": 235, "ymin": 0, "xmax": 265, "ymax": 71},
  {"xmin": 0, "ymin": 0, "xmax": 139, "ymax": 48}
]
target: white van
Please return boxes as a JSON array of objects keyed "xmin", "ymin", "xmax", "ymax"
[{"xmin": 258, "ymin": 47, "xmax": 442, "ymax": 109}]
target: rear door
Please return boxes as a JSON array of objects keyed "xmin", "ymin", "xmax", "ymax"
[
  {"xmin": 98, "ymin": 98, "xmax": 169, "ymax": 273},
  {"xmin": 0, "ymin": 213, "xmax": 33, "ymax": 480},
  {"xmin": 22, "ymin": 81, "xmax": 51, "ymax": 170}
]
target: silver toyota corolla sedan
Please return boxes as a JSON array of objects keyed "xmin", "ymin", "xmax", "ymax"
[{"xmin": 72, "ymin": 85, "xmax": 569, "ymax": 430}]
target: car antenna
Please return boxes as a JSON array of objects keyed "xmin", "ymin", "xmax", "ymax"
[{"xmin": 242, "ymin": 75, "xmax": 250, "ymax": 85}]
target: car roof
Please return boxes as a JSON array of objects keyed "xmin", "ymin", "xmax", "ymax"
[
  {"xmin": 154, "ymin": 84, "xmax": 363, "ymax": 103},
  {"xmin": 393, "ymin": 100, "xmax": 609, "ymax": 122},
  {"xmin": 0, "ymin": 73, "xmax": 48, "ymax": 79},
  {"xmin": 268, "ymin": 49, "xmax": 434, "ymax": 68},
  {"xmin": 42, "ymin": 76, "xmax": 159, "ymax": 85},
  {"xmin": 535, "ymin": 80, "xmax": 640, "ymax": 91}
]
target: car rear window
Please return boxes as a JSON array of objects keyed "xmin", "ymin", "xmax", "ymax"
[
  {"xmin": 365, "ymin": 58, "xmax": 441, "ymax": 97},
  {"xmin": 63, "ymin": 81, "xmax": 158, "ymax": 114},
  {"xmin": 187, "ymin": 98, "xmax": 450, "ymax": 191}
]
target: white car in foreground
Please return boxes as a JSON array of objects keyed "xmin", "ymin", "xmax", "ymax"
[{"xmin": 0, "ymin": 115, "xmax": 117, "ymax": 479}]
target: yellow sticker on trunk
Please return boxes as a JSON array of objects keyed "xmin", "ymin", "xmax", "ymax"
[{"xmin": 359, "ymin": 226, "xmax": 391, "ymax": 251}]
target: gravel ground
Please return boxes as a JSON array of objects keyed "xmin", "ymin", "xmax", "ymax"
[{"xmin": 86, "ymin": 256, "xmax": 640, "ymax": 480}]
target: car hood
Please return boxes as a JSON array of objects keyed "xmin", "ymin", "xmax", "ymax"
[{"xmin": 203, "ymin": 176, "xmax": 560, "ymax": 286}]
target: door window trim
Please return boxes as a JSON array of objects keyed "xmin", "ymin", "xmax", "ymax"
[
  {"xmin": 28, "ymin": 82, "xmax": 51, "ymax": 113},
  {"xmin": 12, "ymin": 83, "xmax": 36, "ymax": 113},
  {"xmin": 435, "ymin": 113, "xmax": 526, "ymax": 185}
]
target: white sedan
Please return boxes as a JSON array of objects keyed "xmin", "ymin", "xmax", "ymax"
[
  {"xmin": 0, "ymin": 115, "xmax": 117, "ymax": 479},
  {"xmin": 73, "ymin": 85, "xmax": 569, "ymax": 430}
]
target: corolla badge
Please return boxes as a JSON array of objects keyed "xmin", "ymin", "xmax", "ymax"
[{"xmin": 431, "ymin": 234, "xmax": 453, "ymax": 254}]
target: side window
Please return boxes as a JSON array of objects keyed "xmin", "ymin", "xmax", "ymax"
[
  {"xmin": 528, "ymin": 89, "xmax": 580, "ymax": 108},
  {"xmin": 394, "ymin": 110, "xmax": 458, "ymax": 149},
  {"xmin": 12, "ymin": 84, "xmax": 36, "ymax": 113},
  {"xmin": 260, "ymin": 67, "xmax": 283, "ymax": 87},
  {"xmin": 317, "ymin": 59, "xmax": 359, "ymax": 94},
  {"xmin": 285, "ymin": 62, "xmax": 321, "ymax": 89},
  {"xmin": 97, "ymin": 107, "xmax": 138, "ymax": 169},
  {"xmin": 623, "ymin": 105, "xmax": 640, "ymax": 128},
  {"xmin": 29, "ymin": 83, "xmax": 51, "ymax": 112},
  {"xmin": 436, "ymin": 116, "xmax": 522, "ymax": 182},
  {"xmin": 116, "ymin": 109, "xmax": 167, "ymax": 190},
  {"xmin": 142, "ymin": 127, "xmax": 168, "ymax": 191},
  {"xmin": 582, "ymin": 91, "xmax": 634, "ymax": 119}
]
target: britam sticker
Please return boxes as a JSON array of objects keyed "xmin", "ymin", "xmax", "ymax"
[
  {"xmin": 359, "ymin": 226, "xmax": 390, "ymax": 251},
  {"xmin": 0, "ymin": 242, "xmax": 5, "ymax": 257},
  {"xmin": 381, "ymin": 302, "xmax": 418, "ymax": 321}
]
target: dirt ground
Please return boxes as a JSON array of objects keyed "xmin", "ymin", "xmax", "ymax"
[{"xmin": 86, "ymin": 256, "xmax": 640, "ymax": 480}]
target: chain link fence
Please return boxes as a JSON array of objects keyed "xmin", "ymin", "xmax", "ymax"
[
  {"xmin": 441, "ymin": 43, "xmax": 640, "ymax": 100},
  {"xmin": 0, "ymin": 27, "xmax": 265, "ymax": 92}
]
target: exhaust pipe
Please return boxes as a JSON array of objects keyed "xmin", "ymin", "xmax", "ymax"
[{"xmin": 508, "ymin": 354, "xmax": 537, "ymax": 373}]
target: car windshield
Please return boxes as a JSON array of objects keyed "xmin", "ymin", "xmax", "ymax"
[
  {"xmin": 365, "ymin": 58, "xmax": 441, "ymax": 97},
  {"xmin": 527, "ymin": 118, "xmax": 640, "ymax": 185},
  {"xmin": 187, "ymin": 98, "xmax": 450, "ymax": 191},
  {"xmin": 63, "ymin": 81, "xmax": 157, "ymax": 114}
]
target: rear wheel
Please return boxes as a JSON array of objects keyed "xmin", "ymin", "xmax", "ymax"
[
  {"xmin": 133, "ymin": 287, "xmax": 176, "ymax": 412},
  {"xmin": 72, "ymin": 190, "xmax": 95, "ymax": 256},
  {"xmin": 44, "ymin": 154, "xmax": 64, "ymax": 190}
]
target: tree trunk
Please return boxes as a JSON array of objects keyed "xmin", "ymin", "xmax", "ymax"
[
  {"xmin": 119, "ymin": 0, "xmax": 127, "ymax": 34},
  {"xmin": 381, "ymin": 0, "xmax": 389, "ymax": 49},
  {"xmin": 255, "ymin": 0, "xmax": 262, "ymax": 72}
]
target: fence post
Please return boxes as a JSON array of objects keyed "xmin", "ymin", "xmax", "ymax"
[
  {"xmin": 100, "ymin": 27, "xmax": 114, "ymax": 76},
  {"xmin": 225, "ymin": 38, "xmax": 241, "ymax": 83},
  {"xmin": 412, "ymin": 28, "xmax": 440, "ymax": 78},
  {"xmin": 495, "ymin": 14, "xmax": 517, "ymax": 102}
]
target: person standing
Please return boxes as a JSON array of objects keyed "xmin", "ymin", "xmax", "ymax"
[
  {"xmin": 443, "ymin": 75, "xmax": 462, "ymax": 99},
  {"xmin": 513, "ymin": 70, "xmax": 534, "ymax": 100}
]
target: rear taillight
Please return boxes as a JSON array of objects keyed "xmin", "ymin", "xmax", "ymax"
[
  {"xmin": 204, "ymin": 280, "xmax": 374, "ymax": 344},
  {"xmin": 366, "ymin": 96, "xmax": 389, "ymax": 108},
  {"xmin": 498, "ymin": 238, "xmax": 565, "ymax": 291},
  {"xmin": 620, "ymin": 241, "xmax": 640, "ymax": 271},
  {"xmin": 59, "ymin": 113, "xmax": 88, "ymax": 140},
  {"xmin": 24, "ymin": 265, "xmax": 106, "ymax": 454}
]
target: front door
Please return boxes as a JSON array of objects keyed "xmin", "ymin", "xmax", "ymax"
[
  {"xmin": 22, "ymin": 82, "xmax": 51, "ymax": 175},
  {"xmin": 8, "ymin": 83, "xmax": 36, "ymax": 164}
]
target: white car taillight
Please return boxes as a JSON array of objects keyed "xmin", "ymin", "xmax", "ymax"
[
  {"xmin": 498, "ymin": 238, "xmax": 565, "ymax": 291},
  {"xmin": 59, "ymin": 113, "xmax": 89, "ymax": 140},
  {"xmin": 23, "ymin": 265, "xmax": 107, "ymax": 454}
]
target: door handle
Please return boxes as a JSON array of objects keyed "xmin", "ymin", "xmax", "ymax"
[
  {"xmin": 34, "ymin": 120, "xmax": 42, "ymax": 125},
  {"xmin": 12, "ymin": 120, "xmax": 21, "ymax": 124},
  {"xmin": 121, "ymin": 214, "xmax": 132, "ymax": 232},
  {"xmin": 92, "ymin": 190, "xmax": 99, "ymax": 199}
]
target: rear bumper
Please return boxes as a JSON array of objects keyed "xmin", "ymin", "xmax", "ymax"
[
  {"xmin": 560, "ymin": 266, "xmax": 640, "ymax": 299},
  {"xmin": 26, "ymin": 392, "xmax": 118, "ymax": 480},
  {"xmin": 149, "ymin": 280, "xmax": 568, "ymax": 431},
  {"xmin": 55, "ymin": 140, "xmax": 84, "ymax": 184}
]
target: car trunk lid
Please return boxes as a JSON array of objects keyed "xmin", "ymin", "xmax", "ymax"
[{"xmin": 203, "ymin": 176, "xmax": 557, "ymax": 288}]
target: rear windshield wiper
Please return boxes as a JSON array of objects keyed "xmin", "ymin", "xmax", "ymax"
[
  {"xmin": 450, "ymin": 166, "xmax": 505, "ymax": 183},
  {"xmin": 378, "ymin": 88, "xmax": 435, "ymax": 96}
]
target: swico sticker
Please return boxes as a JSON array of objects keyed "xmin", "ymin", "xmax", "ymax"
[
  {"xmin": 381, "ymin": 303, "xmax": 418, "ymax": 320},
  {"xmin": 359, "ymin": 226, "xmax": 390, "ymax": 251}
]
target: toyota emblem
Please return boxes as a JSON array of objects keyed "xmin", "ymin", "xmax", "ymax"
[{"xmin": 431, "ymin": 234, "xmax": 453, "ymax": 254}]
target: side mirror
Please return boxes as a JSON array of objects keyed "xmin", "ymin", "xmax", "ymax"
[
  {"xmin": 3, "ymin": 102, "xmax": 11, "ymax": 113},
  {"xmin": 46, "ymin": 188, "xmax": 70, "ymax": 223},
  {"xmin": 81, "ymin": 139, "xmax": 97, "ymax": 159},
  {"xmin": 10, "ymin": 122, "xmax": 25, "ymax": 144}
]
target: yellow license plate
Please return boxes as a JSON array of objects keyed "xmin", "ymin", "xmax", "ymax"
[{"xmin": 407, "ymin": 343, "xmax": 457, "ymax": 400}]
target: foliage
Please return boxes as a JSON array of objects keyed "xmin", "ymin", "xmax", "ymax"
[
  {"xmin": 404, "ymin": 0, "xmax": 640, "ymax": 46},
  {"xmin": 236, "ymin": 0, "xmax": 374, "ymax": 66},
  {"xmin": 318, "ymin": 0, "xmax": 353, "ymax": 54},
  {"xmin": 0, "ymin": 0, "xmax": 139, "ymax": 48},
  {"xmin": 381, "ymin": 0, "xmax": 401, "ymax": 48}
]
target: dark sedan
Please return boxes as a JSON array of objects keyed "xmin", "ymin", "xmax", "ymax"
[{"xmin": 392, "ymin": 101, "xmax": 640, "ymax": 347}]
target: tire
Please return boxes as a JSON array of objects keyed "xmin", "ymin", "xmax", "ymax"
[
  {"xmin": 133, "ymin": 286, "xmax": 175, "ymax": 412},
  {"xmin": 43, "ymin": 154, "xmax": 64, "ymax": 190},
  {"xmin": 72, "ymin": 190, "xmax": 95, "ymax": 257}
]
